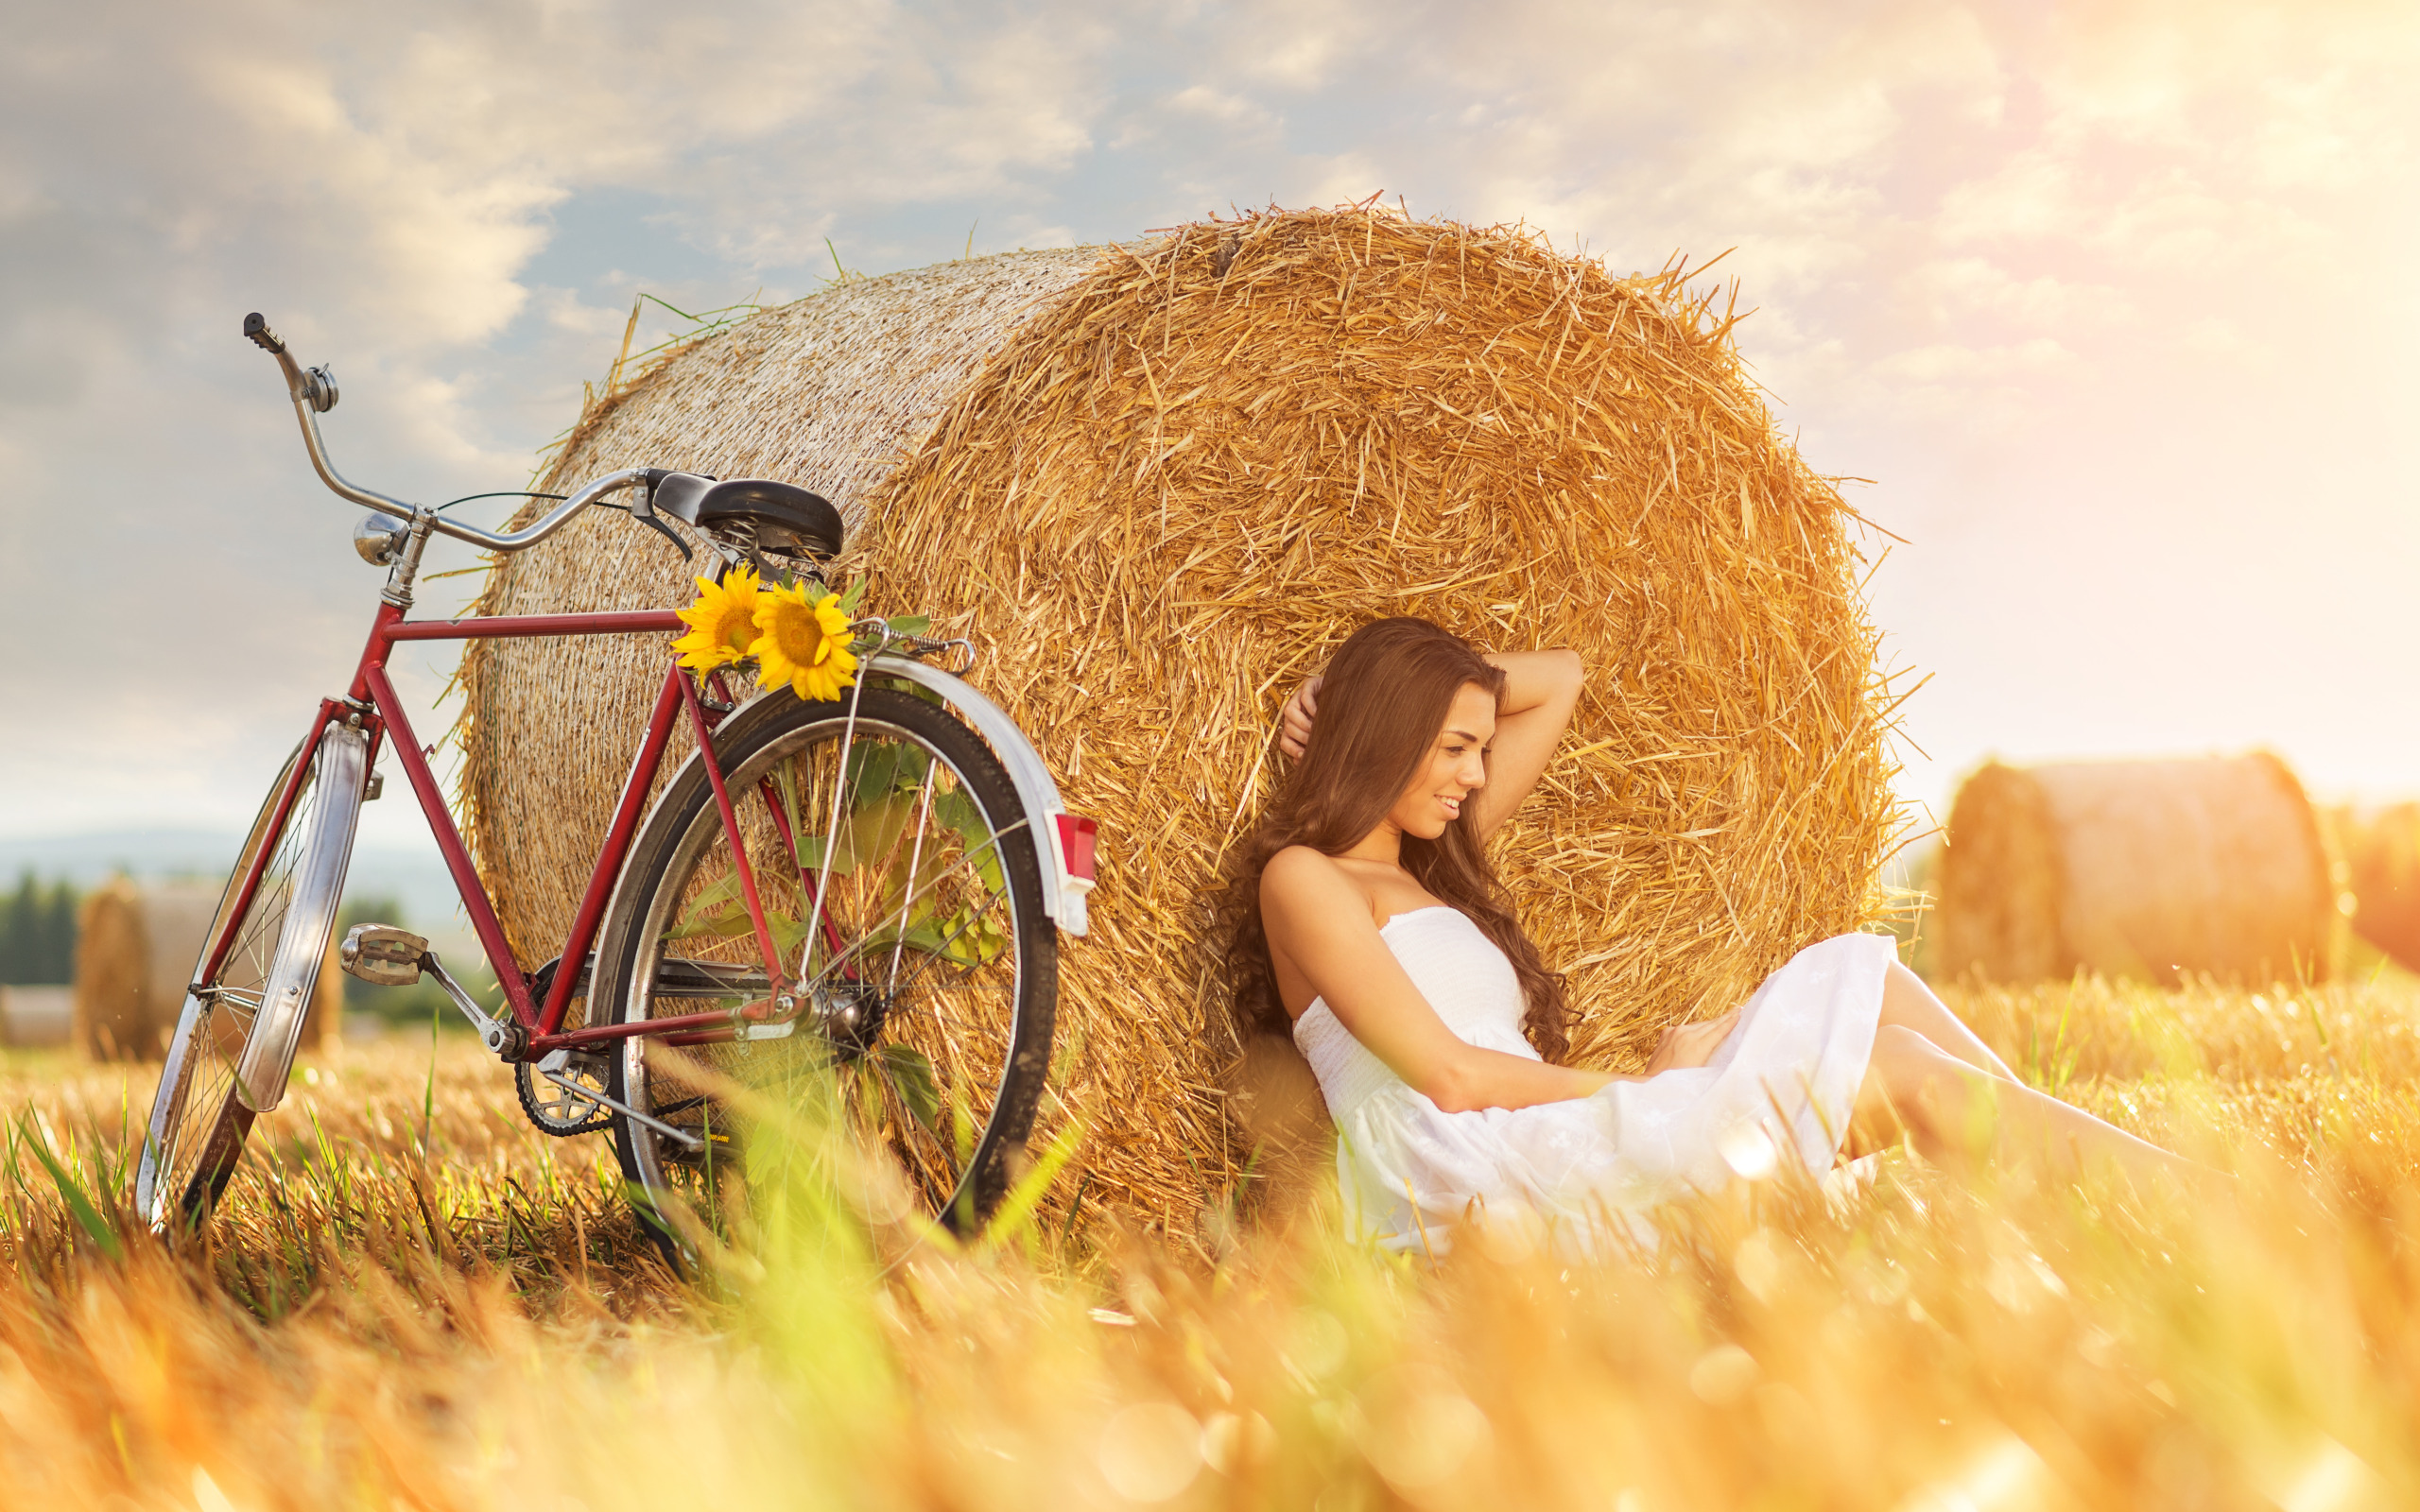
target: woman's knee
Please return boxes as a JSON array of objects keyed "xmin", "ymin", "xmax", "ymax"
[
  {"xmin": 1858, "ymin": 1026, "xmax": 1991, "ymax": 1156},
  {"xmin": 1854, "ymin": 1026, "xmax": 1932, "ymax": 1125},
  {"xmin": 1880, "ymin": 965, "xmax": 1953, "ymax": 1032},
  {"xmin": 1869, "ymin": 1025, "xmax": 1967, "ymax": 1103}
]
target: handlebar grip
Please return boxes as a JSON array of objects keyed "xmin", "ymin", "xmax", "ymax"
[{"xmin": 243, "ymin": 312, "xmax": 287, "ymax": 354}]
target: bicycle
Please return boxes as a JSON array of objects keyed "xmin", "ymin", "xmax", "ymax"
[{"xmin": 134, "ymin": 313, "xmax": 1099, "ymax": 1259}]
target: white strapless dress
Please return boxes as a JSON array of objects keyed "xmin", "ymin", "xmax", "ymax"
[{"xmin": 1290, "ymin": 908, "xmax": 1893, "ymax": 1252}]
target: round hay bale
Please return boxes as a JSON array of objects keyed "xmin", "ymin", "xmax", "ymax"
[
  {"xmin": 461, "ymin": 206, "xmax": 1900, "ymax": 1225},
  {"xmin": 72, "ymin": 879, "xmax": 341, "ymax": 1061},
  {"xmin": 2340, "ymin": 802, "xmax": 2420, "ymax": 972},
  {"xmin": 1932, "ymin": 753, "xmax": 2335, "ymax": 986},
  {"xmin": 74, "ymin": 878, "xmax": 155, "ymax": 1059}
]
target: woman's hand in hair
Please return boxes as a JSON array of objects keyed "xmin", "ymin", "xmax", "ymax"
[
  {"xmin": 1277, "ymin": 675, "xmax": 1323, "ymax": 760},
  {"xmin": 1645, "ymin": 1007, "xmax": 1740, "ymax": 1074}
]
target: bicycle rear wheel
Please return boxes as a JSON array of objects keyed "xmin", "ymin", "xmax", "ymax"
[
  {"xmin": 596, "ymin": 686, "xmax": 1056, "ymax": 1261},
  {"xmin": 137, "ymin": 723, "xmax": 366, "ymax": 1234}
]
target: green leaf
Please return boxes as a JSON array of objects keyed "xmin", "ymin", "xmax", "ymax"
[
  {"xmin": 934, "ymin": 786, "xmax": 1008, "ymax": 895},
  {"xmin": 846, "ymin": 741, "xmax": 931, "ymax": 805},
  {"xmin": 873, "ymin": 1044, "xmax": 942, "ymax": 1131},
  {"xmin": 666, "ymin": 906, "xmax": 753, "ymax": 941},
  {"xmin": 766, "ymin": 909, "xmax": 810, "ymax": 956},
  {"xmin": 943, "ymin": 906, "xmax": 1009, "ymax": 967},
  {"xmin": 884, "ymin": 614, "xmax": 932, "ymax": 637},
  {"xmin": 857, "ymin": 916, "xmax": 953, "ymax": 959},
  {"xmin": 666, "ymin": 870, "xmax": 748, "ymax": 937},
  {"xmin": 24, "ymin": 1121, "xmax": 121, "ymax": 1259},
  {"xmin": 838, "ymin": 576, "xmax": 868, "ymax": 614}
]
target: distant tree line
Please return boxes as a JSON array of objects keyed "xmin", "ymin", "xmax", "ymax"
[{"xmin": 0, "ymin": 873, "xmax": 79, "ymax": 984}]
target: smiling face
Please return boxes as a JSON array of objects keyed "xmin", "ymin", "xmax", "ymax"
[{"xmin": 1384, "ymin": 680, "xmax": 1497, "ymax": 840}]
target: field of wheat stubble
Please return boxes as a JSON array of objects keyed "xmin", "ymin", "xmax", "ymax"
[{"xmin": 0, "ymin": 971, "xmax": 2414, "ymax": 1511}]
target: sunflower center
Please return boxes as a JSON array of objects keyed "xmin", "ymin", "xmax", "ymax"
[{"xmin": 769, "ymin": 606, "xmax": 825, "ymax": 663}]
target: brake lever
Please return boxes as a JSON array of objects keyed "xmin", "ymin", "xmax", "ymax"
[{"xmin": 623, "ymin": 476, "xmax": 694, "ymax": 562}]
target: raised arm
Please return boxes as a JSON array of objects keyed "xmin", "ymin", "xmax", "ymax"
[
  {"xmin": 1466, "ymin": 648, "xmax": 1582, "ymax": 839},
  {"xmin": 1277, "ymin": 647, "xmax": 1581, "ymax": 840},
  {"xmin": 1260, "ymin": 847, "xmax": 1616, "ymax": 1112}
]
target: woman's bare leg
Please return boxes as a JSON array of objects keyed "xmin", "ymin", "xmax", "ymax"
[
  {"xmin": 1850, "ymin": 1025, "xmax": 2212, "ymax": 1193},
  {"xmin": 1878, "ymin": 964, "xmax": 2021, "ymax": 1084}
]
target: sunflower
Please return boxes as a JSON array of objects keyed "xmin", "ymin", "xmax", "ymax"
[
  {"xmin": 752, "ymin": 580, "xmax": 860, "ymax": 702},
  {"xmin": 669, "ymin": 565, "xmax": 767, "ymax": 672}
]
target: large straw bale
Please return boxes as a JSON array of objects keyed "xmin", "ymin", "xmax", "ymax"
[
  {"xmin": 2338, "ymin": 802, "xmax": 2420, "ymax": 972},
  {"xmin": 459, "ymin": 207, "xmax": 1902, "ymax": 1227},
  {"xmin": 1933, "ymin": 754, "xmax": 2335, "ymax": 986},
  {"xmin": 458, "ymin": 248, "xmax": 1101, "ymax": 932},
  {"xmin": 72, "ymin": 879, "xmax": 340, "ymax": 1061}
]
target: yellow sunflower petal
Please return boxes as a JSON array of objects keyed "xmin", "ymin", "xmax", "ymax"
[
  {"xmin": 751, "ymin": 580, "xmax": 860, "ymax": 701},
  {"xmin": 671, "ymin": 566, "xmax": 769, "ymax": 672}
]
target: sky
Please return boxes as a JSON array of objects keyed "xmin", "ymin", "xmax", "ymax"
[{"xmin": 2, "ymin": 0, "xmax": 2414, "ymax": 872}]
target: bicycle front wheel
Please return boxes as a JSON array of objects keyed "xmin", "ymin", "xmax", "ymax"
[
  {"xmin": 137, "ymin": 722, "xmax": 366, "ymax": 1234},
  {"xmin": 596, "ymin": 686, "xmax": 1057, "ymax": 1259}
]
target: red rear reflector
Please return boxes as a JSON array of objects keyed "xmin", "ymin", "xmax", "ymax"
[{"xmin": 1055, "ymin": 814, "xmax": 1098, "ymax": 883}]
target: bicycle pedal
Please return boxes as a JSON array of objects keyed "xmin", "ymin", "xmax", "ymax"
[{"xmin": 340, "ymin": 923, "xmax": 428, "ymax": 987}]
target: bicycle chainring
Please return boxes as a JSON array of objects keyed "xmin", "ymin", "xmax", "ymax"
[{"xmin": 515, "ymin": 1052, "xmax": 616, "ymax": 1137}]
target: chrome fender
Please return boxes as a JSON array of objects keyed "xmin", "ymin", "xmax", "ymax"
[
  {"xmin": 234, "ymin": 722, "xmax": 369, "ymax": 1111},
  {"xmin": 864, "ymin": 656, "xmax": 1090, "ymax": 936}
]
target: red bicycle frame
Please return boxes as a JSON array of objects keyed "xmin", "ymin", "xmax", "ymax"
[{"xmin": 208, "ymin": 596, "xmax": 809, "ymax": 1057}]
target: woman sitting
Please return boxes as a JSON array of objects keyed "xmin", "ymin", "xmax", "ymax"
[{"xmin": 1222, "ymin": 616, "xmax": 2200, "ymax": 1251}]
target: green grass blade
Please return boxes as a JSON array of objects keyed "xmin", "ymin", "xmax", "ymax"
[{"xmin": 22, "ymin": 1117, "xmax": 122, "ymax": 1260}]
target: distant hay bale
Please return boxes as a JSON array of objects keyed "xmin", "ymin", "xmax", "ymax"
[
  {"xmin": 2339, "ymin": 803, "xmax": 2420, "ymax": 972},
  {"xmin": 460, "ymin": 206, "xmax": 1901, "ymax": 1226},
  {"xmin": 0, "ymin": 985, "xmax": 72, "ymax": 1048},
  {"xmin": 73, "ymin": 879, "xmax": 341, "ymax": 1061},
  {"xmin": 1933, "ymin": 754, "xmax": 2335, "ymax": 986}
]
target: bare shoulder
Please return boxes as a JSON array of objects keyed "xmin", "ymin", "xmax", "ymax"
[{"xmin": 1259, "ymin": 846, "xmax": 1367, "ymax": 926}]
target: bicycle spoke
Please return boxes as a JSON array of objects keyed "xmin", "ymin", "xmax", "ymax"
[
  {"xmin": 140, "ymin": 738, "xmax": 327, "ymax": 1232},
  {"xmin": 787, "ymin": 826, "xmax": 1023, "ymax": 999},
  {"xmin": 614, "ymin": 697, "xmax": 1048, "ymax": 1248}
]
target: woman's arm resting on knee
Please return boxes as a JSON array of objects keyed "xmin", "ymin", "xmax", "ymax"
[
  {"xmin": 1262, "ymin": 847, "xmax": 1616, "ymax": 1112},
  {"xmin": 1470, "ymin": 648, "xmax": 1582, "ymax": 839}
]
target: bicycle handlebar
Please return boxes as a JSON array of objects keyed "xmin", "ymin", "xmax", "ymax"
[{"xmin": 243, "ymin": 311, "xmax": 648, "ymax": 553}]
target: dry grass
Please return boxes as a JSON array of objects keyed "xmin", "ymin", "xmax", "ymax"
[
  {"xmin": 463, "ymin": 205, "xmax": 1905, "ymax": 1228},
  {"xmin": 2, "ymin": 970, "xmax": 2416, "ymax": 1508}
]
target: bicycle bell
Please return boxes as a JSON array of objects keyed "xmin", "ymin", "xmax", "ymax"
[{"xmin": 354, "ymin": 510, "xmax": 409, "ymax": 565}]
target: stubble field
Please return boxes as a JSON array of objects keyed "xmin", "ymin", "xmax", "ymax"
[{"xmin": 3, "ymin": 969, "xmax": 2416, "ymax": 1510}]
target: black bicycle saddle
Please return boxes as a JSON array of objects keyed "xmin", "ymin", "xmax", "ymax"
[{"xmin": 645, "ymin": 470, "xmax": 843, "ymax": 562}]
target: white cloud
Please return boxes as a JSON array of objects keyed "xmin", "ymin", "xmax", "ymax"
[{"xmin": 2, "ymin": 0, "xmax": 2417, "ymax": 843}]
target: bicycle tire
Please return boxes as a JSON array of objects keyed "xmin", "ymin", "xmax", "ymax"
[
  {"xmin": 136, "ymin": 723, "xmax": 367, "ymax": 1234},
  {"xmin": 596, "ymin": 686, "xmax": 1057, "ymax": 1262}
]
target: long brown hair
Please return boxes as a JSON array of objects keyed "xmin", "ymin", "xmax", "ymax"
[{"xmin": 1218, "ymin": 617, "xmax": 1570, "ymax": 1062}]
